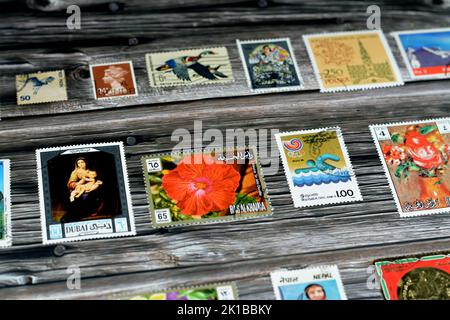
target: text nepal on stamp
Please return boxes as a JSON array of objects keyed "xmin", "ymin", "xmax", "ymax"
[{"xmin": 271, "ymin": 265, "xmax": 347, "ymax": 300}]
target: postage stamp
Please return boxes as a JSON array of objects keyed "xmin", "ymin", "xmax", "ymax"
[
  {"xmin": 275, "ymin": 127, "xmax": 362, "ymax": 208},
  {"xmin": 16, "ymin": 70, "xmax": 68, "ymax": 105},
  {"xmin": 303, "ymin": 30, "xmax": 404, "ymax": 92},
  {"xmin": 36, "ymin": 142, "xmax": 135, "ymax": 244},
  {"xmin": 89, "ymin": 61, "xmax": 138, "ymax": 100},
  {"xmin": 141, "ymin": 146, "xmax": 272, "ymax": 228},
  {"xmin": 0, "ymin": 160, "xmax": 11, "ymax": 247},
  {"xmin": 370, "ymin": 118, "xmax": 450, "ymax": 217},
  {"xmin": 271, "ymin": 265, "xmax": 347, "ymax": 300},
  {"xmin": 145, "ymin": 47, "xmax": 234, "ymax": 87},
  {"xmin": 236, "ymin": 38, "xmax": 304, "ymax": 92},
  {"xmin": 117, "ymin": 282, "xmax": 238, "ymax": 300},
  {"xmin": 375, "ymin": 253, "xmax": 450, "ymax": 300},
  {"xmin": 391, "ymin": 28, "xmax": 450, "ymax": 80}
]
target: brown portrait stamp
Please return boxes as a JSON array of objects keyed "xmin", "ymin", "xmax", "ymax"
[{"xmin": 89, "ymin": 61, "xmax": 138, "ymax": 100}]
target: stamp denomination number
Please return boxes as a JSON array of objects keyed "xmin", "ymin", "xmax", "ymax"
[
  {"xmin": 154, "ymin": 208, "xmax": 172, "ymax": 224},
  {"xmin": 374, "ymin": 127, "xmax": 391, "ymax": 141},
  {"xmin": 146, "ymin": 158, "xmax": 162, "ymax": 172},
  {"xmin": 437, "ymin": 121, "xmax": 450, "ymax": 134}
]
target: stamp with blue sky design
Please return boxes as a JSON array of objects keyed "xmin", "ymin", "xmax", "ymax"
[
  {"xmin": 392, "ymin": 28, "xmax": 450, "ymax": 80},
  {"xmin": 36, "ymin": 142, "xmax": 135, "ymax": 244}
]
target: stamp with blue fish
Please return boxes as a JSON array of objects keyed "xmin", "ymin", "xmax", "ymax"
[{"xmin": 275, "ymin": 127, "xmax": 362, "ymax": 208}]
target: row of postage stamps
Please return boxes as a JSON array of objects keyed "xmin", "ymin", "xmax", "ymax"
[
  {"xmin": 15, "ymin": 28, "xmax": 450, "ymax": 104},
  {"xmin": 109, "ymin": 252, "xmax": 450, "ymax": 300},
  {"xmin": 0, "ymin": 117, "xmax": 449, "ymax": 245}
]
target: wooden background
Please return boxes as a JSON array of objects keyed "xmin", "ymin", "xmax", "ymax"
[{"xmin": 0, "ymin": 0, "xmax": 450, "ymax": 300}]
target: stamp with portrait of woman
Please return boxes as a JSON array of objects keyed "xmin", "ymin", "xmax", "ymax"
[
  {"xmin": 36, "ymin": 142, "xmax": 135, "ymax": 244},
  {"xmin": 89, "ymin": 61, "xmax": 138, "ymax": 100},
  {"xmin": 270, "ymin": 265, "xmax": 347, "ymax": 300}
]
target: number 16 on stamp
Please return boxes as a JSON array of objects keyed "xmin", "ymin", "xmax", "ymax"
[{"xmin": 146, "ymin": 158, "xmax": 162, "ymax": 172}]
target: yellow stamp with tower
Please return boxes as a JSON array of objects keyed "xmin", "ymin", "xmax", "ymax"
[{"xmin": 303, "ymin": 30, "xmax": 403, "ymax": 92}]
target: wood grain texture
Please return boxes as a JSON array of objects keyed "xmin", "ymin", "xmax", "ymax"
[{"xmin": 0, "ymin": 0, "xmax": 450, "ymax": 300}]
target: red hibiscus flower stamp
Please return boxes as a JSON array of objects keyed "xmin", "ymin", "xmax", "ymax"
[
  {"xmin": 141, "ymin": 147, "xmax": 272, "ymax": 228},
  {"xmin": 375, "ymin": 253, "xmax": 450, "ymax": 300},
  {"xmin": 370, "ymin": 118, "xmax": 450, "ymax": 217}
]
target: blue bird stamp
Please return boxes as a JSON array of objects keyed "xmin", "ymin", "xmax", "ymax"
[
  {"xmin": 275, "ymin": 127, "xmax": 362, "ymax": 208},
  {"xmin": 146, "ymin": 47, "xmax": 234, "ymax": 87},
  {"xmin": 16, "ymin": 70, "xmax": 67, "ymax": 105}
]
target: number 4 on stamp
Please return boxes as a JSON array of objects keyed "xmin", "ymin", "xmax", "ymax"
[{"xmin": 370, "ymin": 118, "xmax": 450, "ymax": 217}]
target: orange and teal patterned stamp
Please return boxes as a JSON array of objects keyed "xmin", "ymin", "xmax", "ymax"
[{"xmin": 275, "ymin": 127, "xmax": 362, "ymax": 208}]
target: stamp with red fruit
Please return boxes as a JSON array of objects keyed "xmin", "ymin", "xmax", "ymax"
[
  {"xmin": 141, "ymin": 146, "xmax": 272, "ymax": 228},
  {"xmin": 89, "ymin": 61, "xmax": 138, "ymax": 100},
  {"xmin": 370, "ymin": 118, "xmax": 450, "ymax": 217}
]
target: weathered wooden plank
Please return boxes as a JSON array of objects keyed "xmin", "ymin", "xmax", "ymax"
[
  {"xmin": 1, "ymin": 0, "xmax": 450, "ymax": 300},
  {"xmin": 1, "ymin": 239, "xmax": 449, "ymax": 300},
  {"xmin": 2, "ymin": 0, "xmax": 449, "ymax": 13}
]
